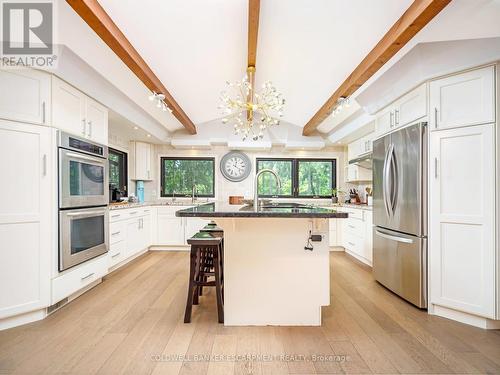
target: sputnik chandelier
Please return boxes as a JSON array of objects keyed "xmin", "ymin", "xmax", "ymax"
[{"xmin": 219, "ymin": 67, "xmax": 285, "ymax": 141}]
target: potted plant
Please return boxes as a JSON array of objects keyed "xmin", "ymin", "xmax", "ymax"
[{"xmin": 331, "ymin": 188, "xmax": 344, "ymax": 204}]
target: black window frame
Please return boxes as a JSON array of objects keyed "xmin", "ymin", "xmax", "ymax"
[
  {"xmin": 108, "ymin": 147, "xmax": 128, "ymax": 197},
  {"xmin": 160, "ymin": 156, "xmax": 216, "ymax": 198},
  {"xmin": 256, "ymin": 157, "xmax": 337, "ymax": 199}
]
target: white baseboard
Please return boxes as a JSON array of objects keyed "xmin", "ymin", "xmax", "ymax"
[
  {"xmin": 345, "ymin": 249, "xmax": 372, "ymax": 267},
  {"xmin": 0, "ymin": 309, "xmax": 46, "ymax": 331},
  {"xmin": 329, "ymin": 246, "xmax": 345, "ymax": 252},
  {"xmin": 431, "ymin": 304, "xmax": 500, "ymax": 329}
]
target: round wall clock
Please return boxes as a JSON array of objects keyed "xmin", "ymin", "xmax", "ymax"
[{"xmin": 220, "ymin": 151, "xmax": 252, "ymax": 182}]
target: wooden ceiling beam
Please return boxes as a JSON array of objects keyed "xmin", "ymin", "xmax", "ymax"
[
  {"xmin": 302, "ymin": 0, "xmax": 451, "ymax": 136},
  {"xmin": 247, "ymin": 0, "xmax": 260, "ymax": 68},
  {"xmin": 66, "ymin": 0, "xmax": 197, "ymax": 134}
]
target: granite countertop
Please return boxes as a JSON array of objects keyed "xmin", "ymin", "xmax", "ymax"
[
  {"xmin": 329, "ymin": 203, "xmax": 372, "ymax": 211},
  {"xmin": 108, "ymin": 200, "xmax": 211, "ymax": 210},
  {"xmin": 175, "ymin": 202, "xmax": 349, "ymax": 219}
]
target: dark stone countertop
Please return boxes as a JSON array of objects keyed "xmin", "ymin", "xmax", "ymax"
[{"xmin": 175, "ymin": 202, "xmax": 349, "ymax": 219}]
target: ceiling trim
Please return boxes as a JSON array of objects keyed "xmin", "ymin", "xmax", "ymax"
[
  {"xmin": 66, "ymin": 0, "xmax": 197, "ymax": 134},
  {"xmin": 302, "ymin": 0, "xmax": 451, "ymax": 136},
  {"xmin": 247, "ymin": 0, "xmax": 260, "ymax": 68}
]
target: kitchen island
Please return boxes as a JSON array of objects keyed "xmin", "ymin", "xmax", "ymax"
[{"xmin": 177, "ymin": 202, "xmax": 348, "ymax": 326}]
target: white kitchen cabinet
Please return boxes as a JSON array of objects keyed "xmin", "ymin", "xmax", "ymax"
[
  {"xmin": 395, "ymin": 83, "xmax": 427, "ymax": 128},
  {"xmin": 345, "ymin": 164, "xmax": 372, "ymax": 183},
  {"xmin": 156, "ymin": 215, "xmax": 185, "ymax": 245},
  {"xmin": 337, "ymin": 206, "xmax": 372, "ymax": 266},
  {"xmin": 130, "ymin": 141, "xmax": 153, "ymax": 181},
  {"xmin": 0, "ymin": 120, "xmax": 52, "ymax": 319},
  {"xmin": 52, "ymin": 76, "xmax": 108, "ymax": 145},
  {"xmin": 0, "ymin": 69, "xmax": 51, "ymax": 126},
  {"xmin": 430, "ymin": 66, "xmax": 495, "ymax": 131},
  {"xmin": 347, "ymin": 133, "xmax": 373, "ymax": 161},
  {"xmin": 375, "ymin": 84, "xmax": 427, "ymax": 138},
  {"xmin": 328, "ymin": 219, "xmax": 341, "ymax": 247},
  {"xmin": 363, "ymin": 210, "xmax": 373, "ymax": 264},
  {"xmin": 429, "ymin": 123, "xmax": 496, "ymax": 318},
  {"xmin": 84, "ymin": 97, "xmax": 108, "ymax": 145}
]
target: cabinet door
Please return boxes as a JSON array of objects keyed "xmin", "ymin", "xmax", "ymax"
[
  {"xmin": 0, "ymin": 69, "xmax": 51, "ymax": 126},
  {"xmin": 156, "ymin": 215, "xmax": 185, "ymax": 245},
  {"xmin": 430, "ymin": 66, "xmax": 495, "ymax": 130},
  {"xmin": 375, "ymin": 106, "xmax": 394, "ymax": 137},
  {"xmin": 184, "ymin": 217, "xmax": 210, "ymax": 244},
  {"xmin": 52, "ymin": 76, "xmax": 86, "ymax": 137},
  {"xmin": 396, "ymin": 83, "xmax": 427, "ymax": 128},
  {"xmin": 363, "ymin": 211, "xmax": 373, "ymax": 264},
  {"xmin": 134, "ymin": 142, "xmax": 152, "ymax": 181},
  {"xmin": 85, "ymin": 97, "xmax": 108, "ymax": 145},
  {"xmin": 125, "ymin": 219, "xmax": 140, "ymax": 256},
  {"xmin": 139, "ymin": 216, "xmax": 152, "ymax": 250},
  {"xmin": 0, "ymin": 120, "xmax": 52, "ymax": 318},
  {"xmin": 429, "ymin": 124, "xmax": 495, "ymax": 318}
]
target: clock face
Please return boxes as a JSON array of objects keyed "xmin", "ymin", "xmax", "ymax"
[{"xmin": 220, "ymin": 152, "xmax": 251, "ymax": 182}]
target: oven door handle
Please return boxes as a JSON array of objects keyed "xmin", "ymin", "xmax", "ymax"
[
  {"xmin": 64, "ymin": 151, "xmax": 105, "ymax": 164},
  {"xmin": 66, "ymin": 210, "xmax": 106, "ymax": 217}
]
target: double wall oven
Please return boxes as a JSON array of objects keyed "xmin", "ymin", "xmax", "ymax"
[{"xmin": 58, "ymin": 132, "xmax": 109, "ymax": 271}]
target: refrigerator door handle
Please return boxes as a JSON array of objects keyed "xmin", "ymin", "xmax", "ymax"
[
  {"xmin": 375, "ymin": 229, "xmax": 414, "ymax": 244},
  {"xmin": 383, "ymin": 143, "xmax": 394, "ymax": 218},
  {"xmin": 389, "ymin": 145, "xmax": 398, "ymax": 215}
]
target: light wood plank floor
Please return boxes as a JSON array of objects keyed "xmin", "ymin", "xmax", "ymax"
[{"xmin": 1, "ymin": 251, "xmax": 499, "ymax": 375}]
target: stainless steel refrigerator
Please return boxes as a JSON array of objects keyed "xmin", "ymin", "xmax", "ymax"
[{"xmin": 372, "ymin": 122, "xmax": 427, "ymax": 308}]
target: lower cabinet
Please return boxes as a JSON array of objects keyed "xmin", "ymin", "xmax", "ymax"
[
  {"xmin": 337, "ymin": 207, "xmax": 373, "ymax": 266},
  {"xmin": 153, "ymin": 206, "xmax": 209, "ymax": 247}
]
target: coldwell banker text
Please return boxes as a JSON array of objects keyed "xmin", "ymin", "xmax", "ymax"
[{"xmin": 1, "ymin": 1, "xmax": 57, "ymax": 67}]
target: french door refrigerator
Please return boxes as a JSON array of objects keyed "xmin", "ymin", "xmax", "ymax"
[{"xmin": 372, "ymin": 122, "xmax": 427, "ymax": 308}]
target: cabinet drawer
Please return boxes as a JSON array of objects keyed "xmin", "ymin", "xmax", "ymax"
[
  {"xmin": 109, "ymin": 221, "xmax": 125, "ymax": 244},
  {"xmin": 109, "ymin": 210, "xmax": 125, "ymax": 222},
  {"xmin": 108, "ymin": 241, "xmax": 126, "ymax": 268},
  {"xmin": 345, "ymin": 218, "xmax": 365, "ymax": 237},
  {"xmin": 344, "ymin": 233, "xmax": 365, "ymax": 256},
  {"xmin": 339, "ymin": 208, "xmax": 364, "ymax": 220},
  {"xmin": 52, "ymin": 255, "xmax": 108, "ymax": 304}
]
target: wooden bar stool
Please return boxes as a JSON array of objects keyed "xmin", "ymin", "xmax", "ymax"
[
  {"xmin": 200, "ymin": 223, "xmax": 224, "ymax": 299},
  {"xmin": 184, "ymin": 232, "xmax": 224, "ymax": 324}
]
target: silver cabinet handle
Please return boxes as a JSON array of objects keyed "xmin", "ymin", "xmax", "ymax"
[
  {"xmin": 81, "ymin": 272, "xmax": 95, "ymax": 281},
  {"xmin": 111, "ymin": 252, "xmax": 121, "ymax": 258},
  {"xmin": 111, "ymin": 214, "xmax": 121, "ymax": 218},
  {"xmin": 66, "ymin": 210, "xmax": 104, "ymax": 216},
  {"xmin": 348, "ymin": 225, "xmax": 355, "ymax": 229},
  {"xmin": 129, "ymin": 211, "xmax": 138, "ymax": 215},
  {"xmin": 389, "ymin": 111, "xmax": 394, "ymax": 128},
  {"xmin": 375, "ymin": 229, "xmax": 413, "ymax": 244},
  {"xmin": 87, "ymin": 120, "xmax": 92, "ymax": 137},
  {"xmin": 111, "ymin": 231, "xmax": 121, "ymax": 236},
  {"xmin": 434, "ymin": 107, "xmax": 438, "ymax": 129},
  {"xmin": 395, "ymin": 109, "xmax": 399, "ymax": 126},
  {"xmin": 42, "ymin": 154, "xmax": 47, "ymax": 176},
  {"xmin": 434, "ymin": 158, "xmax": 438, "ymax": 179},
  {"xmin": 42, "ymin": 101, "xmax": 46, "ymax": 123},
  {"xmin": 348, "ymin": 242, "xmax": 355, "ymax": 246},
  {"xmin": 82, "ymin": 119, "xmax": 86, "ymax": 136}
]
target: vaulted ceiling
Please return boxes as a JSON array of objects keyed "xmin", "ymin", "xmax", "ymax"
[{"xmin": 96, "ymin": 0, "xmax": 414, "ymax": 132}]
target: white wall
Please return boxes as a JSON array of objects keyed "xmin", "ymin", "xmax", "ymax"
[{"xmin": 123, "ymin": 144, "xmax": 347, "ymax": 203}]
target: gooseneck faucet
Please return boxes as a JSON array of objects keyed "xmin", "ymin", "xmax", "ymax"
[{"xmin": 254, "ymin": 169, "xmax": 281, "ymax": 212}]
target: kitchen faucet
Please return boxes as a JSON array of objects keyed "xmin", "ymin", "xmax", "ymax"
[
  {"xmin": 254, "ymin": 169, "xmax": 281, "ymax": 212},
  {"xmin": 191, "ymin": 184, "xmax": 197, "ymax": 203}
]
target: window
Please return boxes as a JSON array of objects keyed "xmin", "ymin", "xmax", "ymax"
[
  {"xmin": 257, "ymin": 158, "xmax": 336, "ymax": 198},
  {"xmin": 108, "ymin": 148, "xmax": 128, "ymax": 196},
  {"xmin": 161, "ymin": 157, "xmax": 215, "ymax": 197}
]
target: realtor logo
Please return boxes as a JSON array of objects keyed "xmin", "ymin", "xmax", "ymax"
[{"xmin": 2, "ymin": 1, "xmax": 53, "ymax": 55}]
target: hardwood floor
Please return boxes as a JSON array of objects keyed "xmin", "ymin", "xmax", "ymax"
[{"xmin": 1, "ymin": 251, "xmax": 499, "ymax": 375}]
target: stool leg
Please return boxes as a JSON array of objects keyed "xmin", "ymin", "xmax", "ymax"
[
  {"xmin": 184, "ymin": 248, "xmax": 198, "ymax": 323},
  {"xmin": 214, "ymin": 250, "xmax": 224, "ymax": 324},
  {"xmin": 193, "ymin": 250, "xmax": 201, "ymax": 305}
]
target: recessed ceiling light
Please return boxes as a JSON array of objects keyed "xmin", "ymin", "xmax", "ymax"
[
  {"xmin": 146, "ymin": 134, "xmax": 151, "ymax": 138},
  {"xmin": 133, "ymin": 126, "xmax": 139, "ymax": 130}
]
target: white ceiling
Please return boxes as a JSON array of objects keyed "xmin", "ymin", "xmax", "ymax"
[{"xmin": 97, "ymin": 0, "xmax": 412, "ymax": 131}]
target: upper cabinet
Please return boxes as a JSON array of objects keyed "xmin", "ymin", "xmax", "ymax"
[
  {"xmin": 52, "ymin": 76, "xmax": 108, "ymax": 145},
  {"xmin": 430, "ymin": 65, "xmax": 495, "ymax": 130},
  {"xmin": 130, "ymin": 141, "xmax": 154, "ymax": 181},
  {"xmin": 348, "ymin": 132, "xmax": 373, "ymax": 161},
  {"xmin": 375, "ymin": 83, "xmax": 427, "ymax": 138},
  {"xmin": 0, "ymin": 69, "xmax": 51, "ymax": 126}
]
